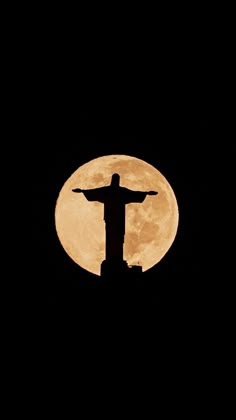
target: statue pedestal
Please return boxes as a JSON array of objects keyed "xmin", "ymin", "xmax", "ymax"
[{"xmin": 100, "ymin": 259, "xmax": 142, "ymax": 287}]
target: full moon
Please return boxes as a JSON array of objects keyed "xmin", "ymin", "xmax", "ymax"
[{"xmin": 55, "ymin": 155, "xmax": 179, "ymax": 276}]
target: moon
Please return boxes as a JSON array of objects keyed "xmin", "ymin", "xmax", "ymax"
[{"xmin": 55, "ymin": 155, "xmax": 179, "ymax": 276}]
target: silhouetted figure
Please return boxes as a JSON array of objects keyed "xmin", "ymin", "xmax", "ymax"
[{"xmin": 72, "ymin": 174, "xmax": 158, "ymax": 272}]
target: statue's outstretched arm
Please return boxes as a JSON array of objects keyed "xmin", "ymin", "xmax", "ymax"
[
  {"xmin": 147, "ymin": 191, "xmax": 158, "ymax": 195},
  {"xmin": 72, "ymin": 188, "xmax": 83, "ymax": 193},
  {"xmin": 72, "ymin": 186, "xmax": 106, "ymax": 202}
]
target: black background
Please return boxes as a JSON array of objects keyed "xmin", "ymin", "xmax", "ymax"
[
  {"xmin": 9, "ymin": 6, "xmax": 232, "ymax": 413},
  {"xmin": 20, "ymin": 7, "xmax": 230, "ymax": 402}
]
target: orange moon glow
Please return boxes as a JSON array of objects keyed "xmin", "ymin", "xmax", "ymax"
[{"xmin": 55, "ymin": 155, "xmax": 179, "ymax": 276}]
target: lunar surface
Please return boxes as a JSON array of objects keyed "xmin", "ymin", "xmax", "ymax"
[{"xmin": 55, "ymin": 155, "xmax": 179, "ymax": 276}]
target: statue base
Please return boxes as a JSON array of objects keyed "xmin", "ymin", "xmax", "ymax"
[{"xmin": 100, "ymin": 259, "xmax": 142, "ymax": 283}]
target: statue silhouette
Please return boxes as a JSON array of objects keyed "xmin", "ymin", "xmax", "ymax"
[{"xmin": 72, "ymin": 174, "xmax": 158, "ymax": 269}]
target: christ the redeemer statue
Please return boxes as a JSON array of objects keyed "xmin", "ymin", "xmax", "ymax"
[{"xmin": 72, "ymin": 173, "xmax": 158, "ymax": 267}]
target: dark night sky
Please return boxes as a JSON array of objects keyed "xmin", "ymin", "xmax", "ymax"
[{"xmin": 10, "ymin": 7, "xmax": 233, "ymax": 411}]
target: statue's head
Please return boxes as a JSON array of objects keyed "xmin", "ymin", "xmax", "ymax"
[{"xmin": 110, "ymin": 173, "xmax": 120, "ymax": 187}]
